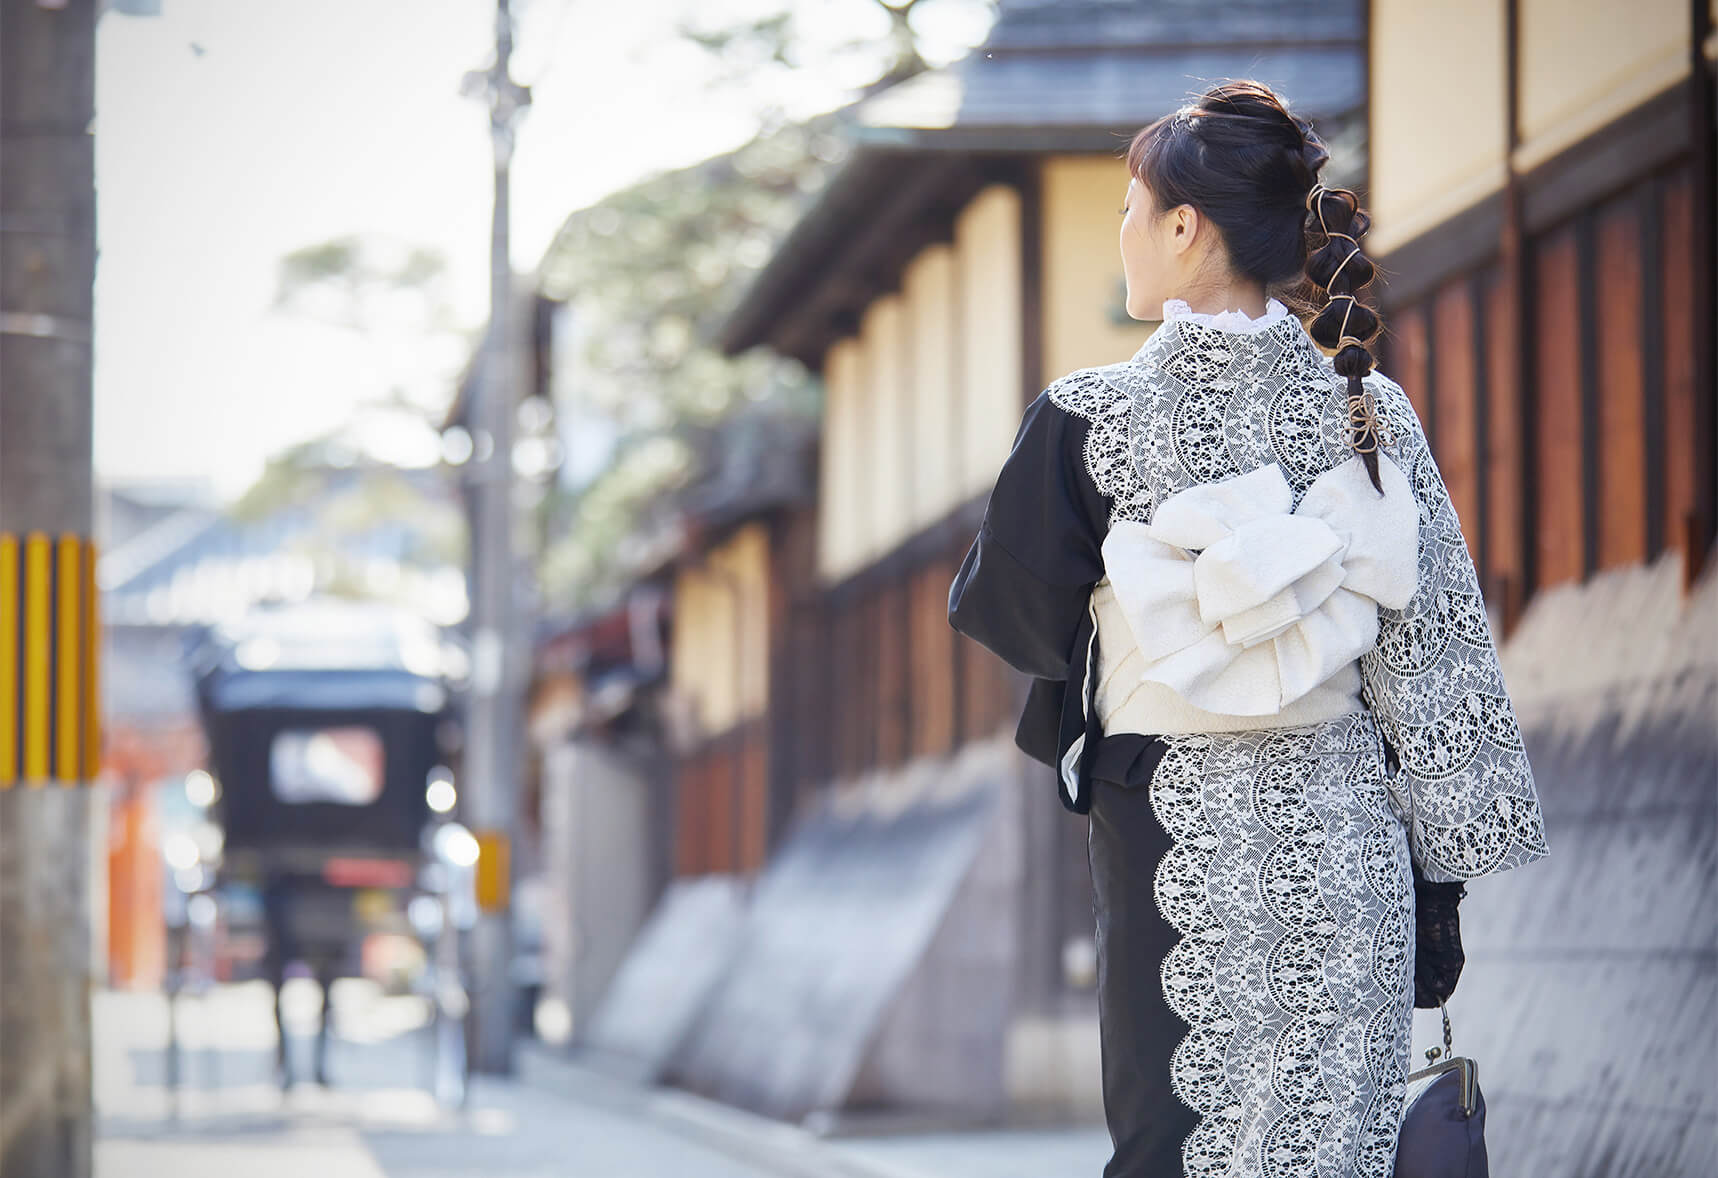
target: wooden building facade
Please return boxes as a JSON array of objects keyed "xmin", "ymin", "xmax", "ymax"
[
  {"xmin": 1370, "ymin": 0, "xmax": 1716, "ymax": 626},
  {"xmin": 1368, "ymin": 5, "xmax": 1717, "ymax": 1171},
  {"xmin": 646, "ymin": 411, "xmax": 819, "ymax": 881},
  {"xmin": 670, "ymin": 515, "xmax": 790, "ymax": 878}
]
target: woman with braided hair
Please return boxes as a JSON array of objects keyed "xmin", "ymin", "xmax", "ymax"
[{"xmin": 949, "ymin": 80, "xmax": 1549, "ymax": 1177}]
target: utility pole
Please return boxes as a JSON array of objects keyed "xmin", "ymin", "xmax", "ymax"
[
  {"xmin": 0, "ymin": 1, "xmax": 99, "ymax": 1176},
  {"xmin": 464, "ymin": 0, "xmax": 530, "ymax": 1075}
]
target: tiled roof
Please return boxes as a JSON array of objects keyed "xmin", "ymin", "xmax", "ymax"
[
  {"xmin": 99, "ymin": 472, "xmax": 464, "ymax": 631},
  {"xmin": 986, "ymin": 0, "xmax": 1361, "ymax": 49},
  {"xmin": 854, "ymin": 47, "xmax": 1359, "ymax": 146},
  {"xmin": 853, "ymin": 1, "xmax": 1363, "ymax": 146},
  {"xmin": 98, "ymin": 477, "xmax": 465, "ymax": 722},
  {"xmin": 721, "ymin": 0, "xmax": 1367, "ymax": 362}
]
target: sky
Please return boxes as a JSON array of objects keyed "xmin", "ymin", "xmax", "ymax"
[{"xmin": 93, "ymin": 0, "xmax": 993, "ymax": 501}]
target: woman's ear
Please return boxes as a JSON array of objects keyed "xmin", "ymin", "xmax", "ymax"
[{"xmin": 1169, "ymin": 204, "xmax": 1200, "ymax": 257}]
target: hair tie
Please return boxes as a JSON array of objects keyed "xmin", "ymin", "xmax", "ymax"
[
  {"xmin": 1335, "ymin": 294, "xmax": 1357, "ymax": 344},
  {"xmin": 1327, "ymin": 244, "xmax": 1363, "ymax": 288},
  {"xmin": 1347, "ymin": 388, "xmax": 1394, "ymax": 451},
  {"xmin": 1346, "ymin": 386, "xmax": 1396, "ymax": 451},
  {"xmin": 1308, "ymin": 187, "xmax": 1361, "ymax": 241}
]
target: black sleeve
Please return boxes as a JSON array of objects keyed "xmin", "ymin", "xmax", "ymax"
[
  {"xmin": 1411, "ymin": 858, "xmax": 1468, "ymax": 1008},
  {"xmin": 947, "ymin": 388, "xmax": 1111, "ymax": 682}
]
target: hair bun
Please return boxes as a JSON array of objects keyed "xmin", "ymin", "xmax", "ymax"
[
  {"xmin": 1295, "ymin": 119, "xmax": 1330, "ymax": 176},
  {"xmin": 1124, "ymin": 82, "xmax": 1326, "ymax": 290}
]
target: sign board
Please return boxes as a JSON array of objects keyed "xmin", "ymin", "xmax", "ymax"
[{"xmin": 475, "ymin": 828, "xmax": 510, "ymax": 912}]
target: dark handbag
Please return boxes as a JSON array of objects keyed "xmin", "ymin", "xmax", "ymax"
[{"xmin": 1394, "ymin": 1002, "xmax": 1489, "ymax": 1178}]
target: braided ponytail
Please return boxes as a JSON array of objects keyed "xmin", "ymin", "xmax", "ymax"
[{"xmin": 1304, "ymin": 184, "xmax": 1389, "ymax": 494}]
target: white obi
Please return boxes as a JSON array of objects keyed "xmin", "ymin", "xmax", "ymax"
[{"xmin": 1094, "ymin": 452, "xmax": 1420, "ymax": 731}]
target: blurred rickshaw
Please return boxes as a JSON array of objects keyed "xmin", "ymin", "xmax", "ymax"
[{"xmin": 183, "ymin": 600, "xmax": 470, "ymax": 1098}]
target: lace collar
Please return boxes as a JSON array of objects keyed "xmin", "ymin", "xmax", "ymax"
[
  {"xmin": 1159, "ymin": 297, "xmax": 1292, "ymax": 334},
  {"xmin": 1131, "ymin": 296, "xmax": 1311, "ymax": 370}
]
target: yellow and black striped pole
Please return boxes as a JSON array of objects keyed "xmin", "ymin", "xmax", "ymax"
[
  {"xmin": 0, "ymin": 532, "xmax": 99, "ymax": 788},
  {"xmin": 2, "ymin": 3, "xmax": 101, "ymax": 1171}
]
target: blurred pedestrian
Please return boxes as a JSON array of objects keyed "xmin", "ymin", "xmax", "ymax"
[
  {"xmin": 949, "ymin": 80, "xmax": 1550, "ymax": 1178},
  {"xmin": 262, "ymin": 867, "xmax": 337, "ymax": 1088}
]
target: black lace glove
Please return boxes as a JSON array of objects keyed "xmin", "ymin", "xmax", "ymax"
[{"xmin": 1412, "ymin": 860, "xmax": 1467, "ymax": 1009}]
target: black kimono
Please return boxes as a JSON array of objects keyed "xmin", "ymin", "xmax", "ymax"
[
  {"xmin": 945, "ymin": 309, "xmax": 1550, "ymax": 1178},
  {"xmin": 946, "ymin": 387, "xmax": 1162, "ymax": 816}
]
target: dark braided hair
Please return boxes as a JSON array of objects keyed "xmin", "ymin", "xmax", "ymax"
[
  {"xmin": 1304, "ymin": 184, "xmax": 1388, "ymax": 493},
  {"xmin": 1127, "ymin": 80, "xmax": 1390, "ymax": 494}
]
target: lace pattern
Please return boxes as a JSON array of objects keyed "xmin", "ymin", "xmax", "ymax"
[
  {"xmin": 1161, "ymin": 296, "xmax": 1293, "ymax": 334},
  {"xmin": 1048, "ymin": 315, "xmax": 1550, "ymax": 883},
  {"xmin": 1357, "ymin": 377, "xmax": 1549, "ymax": 881},
  {"xmin": 1149, "ymin": 709, "xmax": 1414, "ymax": 1178}
]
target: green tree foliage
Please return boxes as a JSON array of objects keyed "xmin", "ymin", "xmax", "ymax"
[
  {"xmin": 531, "ymin": 117, "xmax": 848, "ymax": 610},
  {"xmin": 530, "ymin": 2, "xmax": 997, "ymax": 613},
  {"xmin": 674, "ymin": 0, "xmax": 944, "ymax": 108},
  {"xmin": 274, "ymin": 235, "xmax": 464, "ymax": 339},
  {"xmin": 537, "ymin": 120, "xmax": 843, "ymax": 428},
  {"xmin": 232, "ymin": 436, "xmax": 464, "ymax": 565},
  {"xmin": 232, "ymin": 235, "xmax": 470, "ymax": 606}
]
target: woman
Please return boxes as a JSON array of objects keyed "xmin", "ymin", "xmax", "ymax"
[{"xmin": 947, "ymin": 81, "xmax": 1550, "ymax": 1178}]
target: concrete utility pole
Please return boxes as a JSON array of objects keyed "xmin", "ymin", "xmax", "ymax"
[
  {"xmin": 464, "ymin": 0, "xmax": 531, "ymax": 1076},
  {"xmin": 0, "ymin": 1, "xmax": 99, "ymax": 1176}
]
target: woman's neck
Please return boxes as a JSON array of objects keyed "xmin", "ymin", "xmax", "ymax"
[{"xmin": 1174, "ymin": 281, "xmax": 1270, "ymax": 320}]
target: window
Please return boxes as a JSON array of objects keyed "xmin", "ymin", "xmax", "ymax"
[{"xmin": 269, "ymin": 727, "xmax": 385, "ymax": 806}]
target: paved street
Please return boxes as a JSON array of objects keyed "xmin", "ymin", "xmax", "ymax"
[
  {"xmin": 95, "ymin": 984, "xmax": 813, "ymax": 1178},
  {"xmin": 93, "ymin": 986, "xmax": 1112, "ymax": 1178}
]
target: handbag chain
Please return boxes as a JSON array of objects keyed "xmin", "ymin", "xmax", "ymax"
[
  {"xmin": 1408, "ymin": 1000, "xmax": 1480, "ymax": 1116},
  {"xmin": 1422, "ymin": 1000, "xmax": 1454, "ymax": 1067}
]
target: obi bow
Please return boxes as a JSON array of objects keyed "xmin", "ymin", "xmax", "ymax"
[{"xmin": 1099, "ymin": 453, "xmax": 1420, "ymax": 716}]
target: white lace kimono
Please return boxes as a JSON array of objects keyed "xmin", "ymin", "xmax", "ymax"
[
  {"xmin": 952, "ymin": 298, "xmax": 1549, "ymax": 884},
  {"xmin": 949, "ymin": 300, "xmax": 1550, "ymax": 1178}
]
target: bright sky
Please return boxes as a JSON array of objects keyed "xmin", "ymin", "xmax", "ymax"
[{"xmin": 94, "ymin": 0, "xmax": 992, "ymax": 501}]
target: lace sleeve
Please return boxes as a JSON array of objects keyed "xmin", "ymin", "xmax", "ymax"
[
  {"xmin": 1044, "ymin": 366, "xmax": 1155, "ymax": 524},
  {"xmin": 1360, "ymin": 373, "xmax": 1551, "ymax": 883}
]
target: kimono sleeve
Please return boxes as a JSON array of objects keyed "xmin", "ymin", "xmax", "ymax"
[
  {"xmin": 947, "ymin": 388, "xmax": 1111, "ymax": 682},
  {"xmin": 1360, "ymin": 396, "xmax": 1551, "ymax": 883}
]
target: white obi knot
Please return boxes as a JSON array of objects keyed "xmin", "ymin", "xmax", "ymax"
[{"xmin": 1100, "ymin": 453, "xmax": 1420, "ymax": 716}]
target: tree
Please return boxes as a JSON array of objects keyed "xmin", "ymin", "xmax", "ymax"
[
  {"xmin": 271, "ymin": 234, "xmax": 472, "ymax": 422},
  {"xmin": 274, "ymin": 236, "xmax": 458, "ymax": 335},
  {"xmin": 523, "ymin": 0, "xmax": 996, "ymax": 612},
  {"xmin": 227, "ymin": 235, "xmax": 472, "ymax": 611},
  {"xmin": 677, "ymin": 0, "xmax": 995, "ymax": 111},
  {"xmin": 531, "ymin": 117, "xmax": 844, "ymax": 609}
]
